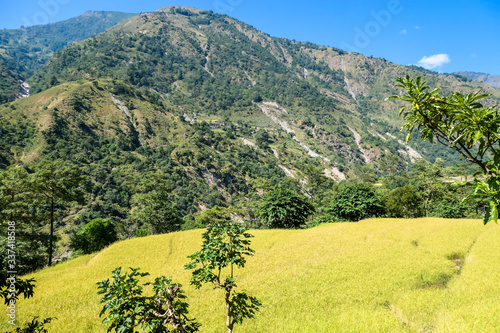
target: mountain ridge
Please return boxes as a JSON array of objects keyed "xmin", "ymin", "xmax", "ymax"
[
  {"xmin": 11, "ymin": 6, "xmax": 500, "ymax": 174},
  {"xmin": 0, "ymin": 10, "xmax": 136, "ymax": 103},
  {"xmin": 454, "ymin": 71, "xmax": 500, "ymax": 88},
  {"xmin": 1, "ymin": 5, "xmax": 499, "ymax": 229}
]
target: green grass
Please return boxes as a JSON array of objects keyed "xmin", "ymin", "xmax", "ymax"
[{"xmin": 6, "ymin": 218, "xmax": 500, "ymax": 332}]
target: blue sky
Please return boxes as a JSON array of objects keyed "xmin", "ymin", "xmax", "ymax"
[{"xmin": 1, "ymin": 0, "xmax": 499, "ymax": 75}]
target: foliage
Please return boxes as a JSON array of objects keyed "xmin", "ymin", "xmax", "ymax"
[
  {"xmin": 0, "ymin": 166, "xmax": 49, "ymax": 274},
  {"xmin": 31, "ymin": 160, "xmax": 84, "ymax": 265},
  {"xmin": 432, "ymin": 202, "xmax": 468, "ymax": 219},
  {"xmin": 194, "ymin": 206, "xmax": 243, "ymax": 227},
  {"xmin": 258, "ymin": 188, "xmax": 314, "ymax": 228},
  {"xmin": 133, "ymin": 191, "xmax": 182, "ymax": 234},
  {"xmin": 0, "ymin": 57, "xmax": 21, "ymax": 104},
  {"xmin": 388, "ymin": 75, "xmax": 500, "ymax": 223},
  {"xmin": 327, "ymin": 182, "xmax": 385, "ymax": 222},
  {"xmin": 298, "ymin": 164, "xmax": 335, "ymax": 206},
  {"xmin": 185, "ymin": 222, "xmax": 261, "ymax": 332},
  {"xmin": 134, "ymin": 229, "xmax": 149, "ymax": 237},
  {"xmin": 8, "ymin": 317, "xmax": 55, "ymax": 333},
  {"xmin": 97, "ymin": 267, "xmax": 200, "ymax": 333},
  {"xmin": 409, "ymin": 158, "xmax": 445, "ymax": 217},
  {"xmin": 0, "ymin": 277, "xmax": 55, "ymax": 333},
  {"xmin": 384, "ymin": 185, "xmax": 421, "ymax": 218},
  {"xmin": 0, "ymin": 277, "xmax": 35, "ymax": 305},
  {"xmin": 70, "ymin": 218, "xmax": 118, "ymax": 254}
]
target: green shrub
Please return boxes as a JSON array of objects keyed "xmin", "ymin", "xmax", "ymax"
[
  {"xmin": 327, "ymin": 182, "xmax": 384, "ymax": 222},
  {"xmin": 70, "ymin": 218, "xmax": 118, "ymax": 254},
  {"xmin": 134, "ymin": 229, "xmax": 149, "ymax": 238},
  {"xmin": 258, "ymin": 188, "xmax": 314, "ymax": 228}
]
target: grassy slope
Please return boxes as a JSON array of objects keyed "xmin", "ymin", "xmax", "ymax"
[{"xmin": 6, "ymin": 218, "xmax": 500, "ymax": 332}]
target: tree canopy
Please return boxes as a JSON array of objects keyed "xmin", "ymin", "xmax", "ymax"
[
  {"xmin": 258, "ymin": 188, "xmax": 314, "ymax": 228},
  {"xmin": 388, "ymin": 76, "xmax": 500, "ymax": 224},
  {"xmin": 71, "ymin": 218, "xmax": 118, "ymax": 254},
  {"xmin": 327, "ymin": 182, "xmax": 385, "ymax": 222}
]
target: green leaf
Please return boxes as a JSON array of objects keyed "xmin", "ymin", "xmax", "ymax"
[{"xmin": 491, "ymin": 201, "xmax": 499, "ymax": 224}]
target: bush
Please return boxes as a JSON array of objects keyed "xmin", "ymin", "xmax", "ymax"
[
  {"xmin": 258, "ymin": 188, "xmax": 314, "ymax": 228},
  {"xmin": 384, "ymin": 185, "xmax": 421, "ymax": 218},
  {"xmin": 134, "ymin": 229, "xmax": 149, "ymax": 238},
  {"xmin": 97, "ymin": 267, "xmax": 200, "ymax": 332},
  {"xmin": 327, "ymin": 182, "xmax": 384, "ymax": 222},
  {"xmin": 432, "ymin": 202, "xmax": 467, "ymax": 219},
  {"xmin": 70, "ymin": 218, "xmax": 118, "ymax": 254}
]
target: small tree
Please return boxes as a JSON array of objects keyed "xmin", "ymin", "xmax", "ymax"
[
  {"xmin": 328, "ymin": 182, "xmax": 385, "ymax": 222},
  {"xmin": 384, "ymin": 185, "xmax": 421, "ymax": 218},
  {"xmin": 410, "ymin": 158, "xmax": 445, "ymax": 217},
  {"xmin": 31, "ymin": 160, "xmax": 84, "ymax": 266},
  {"xmin": 133, "ymin": 191, "xmax": 182, "ymax": 234},
  {"xmin": 388, "ymin": 76, "xmax": 500, "ymax": 223},
  {"xmin": 97, "ymin": 267, "xmax": 200, "ymax": 333},
  {"xmin": 184, "ymin": 222, "xmax": 261, "ymax": 333},
  {"xmin": 71, "ymin": 218, "xmax": 118, "ymax": 254},
  {"xmin": 258, "ymin": 188, "xmax": 314, "ymax": 228},
  {"xmin": 194, "ymin": 206, "xmax": 244, "ymax": 227}
]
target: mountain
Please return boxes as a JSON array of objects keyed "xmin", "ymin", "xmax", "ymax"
[
  {"xmin": 0, "ymin": 10, "xmax": 135, "ymax": 102},
  {"xmin": 1, "ymin": 6, "xmax": 499, "ymax": 241},
  {"xmin": 0, "ymin": 78, "xmax": 290, "ymax": 221},
  {"xmin": 455, "ymin": 71, "xmax": 500, "ymax": 88},
  {"xmin": 28, "ymin": 6, "xmax": 500, "ymax": 166}
]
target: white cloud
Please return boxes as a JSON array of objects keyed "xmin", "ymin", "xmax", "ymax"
[
  {"xmin": 471, "ymin": 53, "xmax": 477, "ymax": 58},
  {"xmin": 400, "ymin": 29, "xmax": 407, "ymax": 35},
  {"xmin": 417, "ymin": 54, "xmax": 451, "ymax": 69},
  {"xmin": 414, "ymin": 25, "xmax": 420, "ymax": 29}
]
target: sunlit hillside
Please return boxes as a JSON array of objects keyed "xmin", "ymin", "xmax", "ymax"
[{"xmin": 6, "ymin": 218, "xmax": 500, "ymax": 332}]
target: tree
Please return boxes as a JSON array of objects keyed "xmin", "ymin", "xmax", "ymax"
[
  {"xmin": 133, "ymin": 192, "xmax": 182, "ymax": 235},
  {"xmin": 184, "ymin": 222, "xmax": 261, "ymax": 333},
  {"xmin": 379, "ymin": 155, "xmax": 405, "ymax": 181},
  {"xmin": 388, "ymin": 76, "xmax": 500, "ymax": 223},
  {"xmin": 194, "ymin": 206, "xmax": 245, "ymax": 227},
  {"xmin": 354, "ymin": 164, "xmax": 377, "ymax": 184},
  {"xmin": 410, "ymin": 158, "xmax": 445, "ymax": 217},
  {"xmin": 258, "ymin": 188, "xmax": 314, "ymax": 228},
  {"xmin": 384, "ymin": 185, "xmax": 421, "ymax": 218},
  {"xmin": 0, "ymin": 166, "xmax": 49, "ymax": 274},
  {"xmin": 299, "ymin": 164, "xmax": 332, "ymax": 202},
  {"xmin": 70, "ymin": 218, "xmax": 118, "ymax": 254},
  {"xmin": 327, "ymin": 182, "xmax": 385, "ymax": 222},
  {"xmin": 31, "ymin": 160, "xmax": 84, "ymax": 266},
  {"xmin": 255, "ymin": 130, "xmax": 271, "ymax": 150},
  {"xmin": 97, "ymin": 267, "xmax": 200, "ymax": 333}
]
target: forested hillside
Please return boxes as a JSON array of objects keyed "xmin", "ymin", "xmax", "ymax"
[
  {"xmin": 0, "ymin": 10, "xmax": 135, "ymax": 102},
  {"xmin": 29, "ymin": 6, "xmax": 500, "ymax": 169},
  {"xmin": 0, "ymin": 6, "xmax": 498, "ymax": 276}
]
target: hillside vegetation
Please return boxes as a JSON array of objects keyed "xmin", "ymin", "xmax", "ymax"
[
  {"xmin": 7, "ymin": 218, "xmax": 500, "ymax": 332},
  {"xmin": 0, "ymin": 10, "xmax": 135, "ymax": 102},
  {"xmin": 27, "ymin": 6, "xmax": 500, "ymax": 171},
  {"xmin": 0, "ymin": 6, "xmax": 494, "ymax": 278}
]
